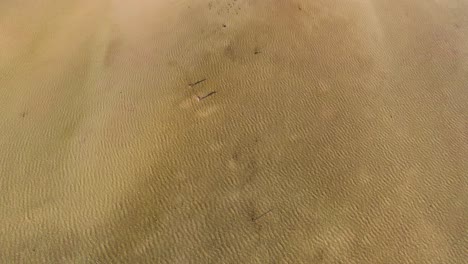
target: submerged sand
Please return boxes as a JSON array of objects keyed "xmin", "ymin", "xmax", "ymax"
[{"xmin": 0, "ymin": 0, "xmax": 467, "ymax": 263}]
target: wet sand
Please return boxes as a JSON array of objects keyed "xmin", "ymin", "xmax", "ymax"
[{"xmin": 0, "ymin": 0, "xmax": 467, "ymax": 263}]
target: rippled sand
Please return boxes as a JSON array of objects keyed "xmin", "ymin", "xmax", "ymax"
[{"xmin": 0, "ymin": 0, "xmax": 467, "ymax": 263}]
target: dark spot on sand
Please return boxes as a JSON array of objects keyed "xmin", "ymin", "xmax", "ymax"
[
  {"xmin": 195, "ymin": 91, "xmax": 217, "ymax": 101},
  {"xmin": 224, "ymin": 44, "xmax": 236, "ymax": 61},
  {"xmin": 103, "ymin": 36, "xmax": 121, "ymax": 67},
  {"xmin": 251, "ymin": 208, "xmax": 273, "ymax": 222},
  {"xmin": 254, "ymin": 47, "xmax": 262, "ymax": 55},
  {"xmin": 188, "ymin": 78, "xmax": 207, "ymax": 88}
]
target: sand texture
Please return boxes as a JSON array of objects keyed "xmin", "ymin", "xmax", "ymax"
[{"xmin": 0, "ymin": 0, "xmax": 467, "ymax": 263}]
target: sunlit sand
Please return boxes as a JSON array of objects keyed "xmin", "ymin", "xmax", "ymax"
[{"xmin": 1, "ymin": 0, "xmax": 467, "ymax": 262}]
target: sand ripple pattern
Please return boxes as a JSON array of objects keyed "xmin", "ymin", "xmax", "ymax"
[{"xmin": 0, "ymin": 0, "xmax": 467, "ymax": 263}]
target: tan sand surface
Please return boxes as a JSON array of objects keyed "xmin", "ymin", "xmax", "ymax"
[{"xmin": 0, "ymin": 0, "xmax": 467, "ymax": 263}]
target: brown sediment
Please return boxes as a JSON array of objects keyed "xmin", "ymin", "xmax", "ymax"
[{"xmin": 0, "ymin": 0, "xmax": 467, "ymax": 263}]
